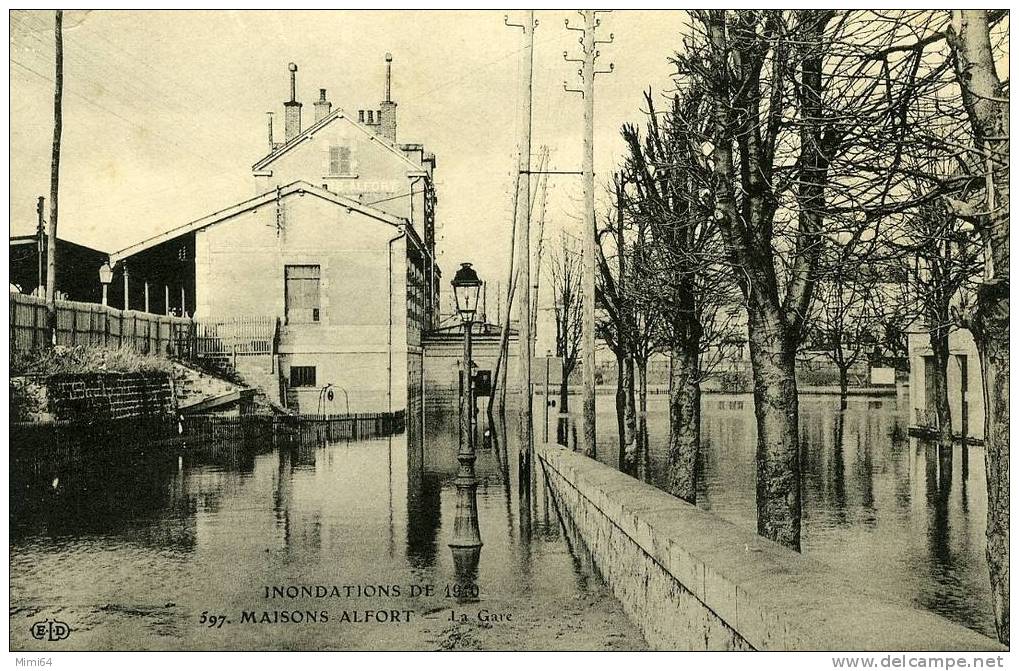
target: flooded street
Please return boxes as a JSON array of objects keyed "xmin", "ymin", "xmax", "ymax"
[
  {"xmin": 586, "ymin": 391, "xmax": 994, "ymax": 638},
  {"xmin": 9, "ymin": 410, "xmax": 645, "ymax": 651},
  {"xmin": 10, "ymin": 389, "xmax": 994, "ymax": 649}
]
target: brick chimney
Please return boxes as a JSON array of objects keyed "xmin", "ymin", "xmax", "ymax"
[
  {"xmin": 379, "ymin": 52, "xmax": 398, "ymax": 143},
  {"xmin": 314, "ymin": 88, "xmax": 332, "ymax": 123},
  {"xmin": 283, "ymin": 63, "xmax": 303, "ymax": 142}
]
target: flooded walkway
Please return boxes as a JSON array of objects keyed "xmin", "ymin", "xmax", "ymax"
[{"xmin": 9, "ymin": 409, "xmax": 645, "ymax": 651}]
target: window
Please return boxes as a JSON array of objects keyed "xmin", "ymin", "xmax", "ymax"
[
  {"xmin": 290, "ymin": 366, "xmax": 316, "ymax": 388},
  {"xmin": 329, "ymin": 145, "xmax": 352, "ymax": 175},
  {"xmin": 285, "ymin": 265, "xmax": 321, "ymax": 324}
]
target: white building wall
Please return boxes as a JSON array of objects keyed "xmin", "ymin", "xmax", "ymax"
[
  {"xmin": 254, "ymin": 115, "xmax": 430, "ymax": 242},
  {"xmin": 907, "ymin": 328, "xmax": 984, "ymax": 439},
  {"xmin": 194, "ymin": 192, "xmax": 410, "ymax": 414}
]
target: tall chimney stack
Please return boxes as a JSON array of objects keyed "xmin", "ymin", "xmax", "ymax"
[
  {"xmin": 314, "ymin": 88, "xmax": 332, "ymax": 123},
  {"xmin": 385, "ymin": 52, "xmax": 393, "ymax": 102},
  {"xmin": 379, "ymin": 52, "xmax": 398, "ymax": 143},
  {"xmin": 283, "ymin": 63, "xmax": 303, "ymax": 141}
]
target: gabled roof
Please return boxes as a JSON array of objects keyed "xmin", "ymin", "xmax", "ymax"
[
  {"xmin": 109, "ymin": 181, "xmax": 406, "ymax": 263},
  {"xmin": 251, "ymin": 108, "xmax": 427, "ymax": 175}
]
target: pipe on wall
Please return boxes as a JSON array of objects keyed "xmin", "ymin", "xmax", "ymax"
[{"xmin": 387, "ymin": 226, "xmax": 407, "ymax": 415}]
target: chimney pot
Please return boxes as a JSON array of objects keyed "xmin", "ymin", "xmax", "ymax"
[{"xmin": 314, "ymin": 88, "xmax": 332, "ymax": 123}]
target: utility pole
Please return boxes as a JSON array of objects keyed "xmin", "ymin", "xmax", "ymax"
[
  {"xmin": 565, "ymin": 10, "xmax": 614, "ymax": 457},
  {"xmin": 46, "ymin": 9, "xmax": 63, "ymax": 346},
  {"xmin": 506, "ymin": 11, "xmax": 537, "ymax": 456},
  {"xmin": 531, "ymin": 146, "xmax": 551, "ymax": 339},
  {"xmin": 36, "ymin": 196, "xmax": 45, "ymax": 293}
]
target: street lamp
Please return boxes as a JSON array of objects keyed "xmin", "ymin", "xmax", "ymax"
[
  {"xmin": 98, "ymin": 261, "xmax": 114, "ymax": 307},
  {"xmin": 450, "ymin": 262, "xmax": 483, "ymax": 549}
]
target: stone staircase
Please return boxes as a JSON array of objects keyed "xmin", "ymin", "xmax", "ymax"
[{"xmin": 171, "ymin": 363, "xmax": 245, "ymax": 411}]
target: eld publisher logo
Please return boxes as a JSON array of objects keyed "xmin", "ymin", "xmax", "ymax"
[{"xmin": 29, "ymin": 620, "xmax": 71, "ymax": 642}]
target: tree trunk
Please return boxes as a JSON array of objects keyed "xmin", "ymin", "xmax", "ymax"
[
  {"xmin": 634, "ymin": 359, "xmax": 648, "ymax": 477},
  {"xmin": 615, "ymin": 350, "xmax": 626, "ymax": 468},
  {"xmin": 837, "ymin": 365, "xmax": 850, "ymax": 412},
  {"xmin": 666, "ymin": 340, "xmax": 700, "ymax": 503},
  {"xmin": 747, "ymin": 314, "xmax": 802, "ymax": 552},
  {"xmin": 558, "ymin": 376, "xmax": 570, "ymax": 447},
  {"xmin": 622, "ymin": 356, "xmax": 638, "ymax": 475},
  {"xmin": 973, "ymin": 278, "xmax": 1009, "ymax": 645},
  {"xmin": 948, "ymin": 11, "xmax": 1009, "ymax": 644},
  {"xmin": 929, "ymin": 328, "xmax": 954, "ymax": 446}
]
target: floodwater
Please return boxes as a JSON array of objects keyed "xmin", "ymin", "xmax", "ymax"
[
  {"xmin": 580, "ymin": 390, "xmax": 995, "ymax": 639},
  {"xmin": 9, "ymin": 409, "xmax": 645, "ymax": 651},
  {"xmin": 10, "ymin": 387, "xmax": 994, "ymax": 649}
]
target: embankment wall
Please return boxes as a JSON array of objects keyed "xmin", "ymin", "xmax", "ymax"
[{"xmin": 537, "ymin": 443, "xmax": 1002, "ymax": 651}]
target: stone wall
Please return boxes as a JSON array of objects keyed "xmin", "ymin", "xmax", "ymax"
[
  {"xmin": 45, "ymin": 372, "xmax": 175, "ymax": 423},
  {"xmin": 537, "ymin": 443, "xmax": 1002, "ymax": 651}
]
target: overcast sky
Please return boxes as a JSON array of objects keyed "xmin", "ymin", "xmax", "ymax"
[{"xmin": 10, "ymin": 9, "xmax": 687, "ymax": 341}]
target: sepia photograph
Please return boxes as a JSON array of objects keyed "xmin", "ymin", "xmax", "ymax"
[{"xmin": 6, "ymin": 7, "xmax": 1011, "ymax": 662}]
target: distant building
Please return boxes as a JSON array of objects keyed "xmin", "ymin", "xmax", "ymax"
[
  {"xmin": 907, "ymin": 327, "xmax": 983, "ymax": 443},
  {"xmin": 107, "ymin": 55, "xmax": 440, "ymax": 415},
  {"xmin": 421, "ymin": 321, "xmax": 519, "ymax": 406},
  {"xmin": 9, "ymin": 233, "xmax": 106, "ymax": 303}
]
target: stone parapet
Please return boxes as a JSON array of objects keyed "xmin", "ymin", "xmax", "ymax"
[{"xmin": 537, "ymin": 443, "xmax": 1002, "ymax": 651}]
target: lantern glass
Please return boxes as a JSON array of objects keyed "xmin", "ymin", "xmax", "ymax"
[
  {"xmin": 451, "ymin": 262, "xmax": 482, "ymax": 323},
  {"xmin": 98, "ymin": 262, "xmax": 114, "ymax": 285}
]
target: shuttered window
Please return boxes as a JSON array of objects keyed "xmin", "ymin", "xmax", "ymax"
[
  {"xmin": 329, "ymin": 145, "xmax": 352, "ymax": 175},
  {"xmin": 285, "ymin": 265, "xmax": 321, "ymax": 324}
]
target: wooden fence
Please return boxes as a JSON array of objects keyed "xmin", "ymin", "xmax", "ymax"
[{"xmin": 10, "ymin": 293, "xmax": 193, "ymax": 356}]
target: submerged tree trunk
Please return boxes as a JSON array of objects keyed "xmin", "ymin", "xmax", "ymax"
[
  {"xmin": 837, "ymin": 364, "xmax": 850, "ymax": 411},
  {"xmin": 747, "ymin": 314, "xmax": 802, "ymax": 552},
  {"xmin": 974, "ymin": 279, "xmax": 1010, "ymax": 644},
  {"xmin": 666, "ymin": 340, "xmax": 700, "ymax": 503},
  {"xmin": 948, "ymin": 10, "xmax": 1009, "ymax": 643}
]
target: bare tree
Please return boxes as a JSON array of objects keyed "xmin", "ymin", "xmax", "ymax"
[
  {"xmin": 613, "ymin": 88, "xmax": 740, "ymax": 503},
  {"xmin": 549, "ymin": 238, "xmax": 583, "ymax": 447},
  {"xmin": 595, "ymin": 176, "xmax": 640, "ymax": 476},
  {"xmin": 945, "ymin": 9, "xmax": 1010, "ymax": 645},
  {"xmin": 681, "ymin": 9, "xmax": 960, "ymax": 549},
  {"xmin": 806, "ymin": 245, "xmax": 895, "ymax": 410}
]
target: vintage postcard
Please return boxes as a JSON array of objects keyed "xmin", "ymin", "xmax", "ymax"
[{"xmin": 7, "ymin": 7, "xmax": 1011, "ymax": 663}]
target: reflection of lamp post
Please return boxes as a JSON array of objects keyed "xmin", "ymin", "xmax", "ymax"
[
  {"xmin": 450, "ymin": 262, "xmax": 482, "ymax": 550},
  {"xmin": 98, "ymin": 261, "xmax": 114, "ymax": 307}
]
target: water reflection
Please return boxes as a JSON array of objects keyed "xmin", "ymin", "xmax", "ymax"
[
  {"xmin": 10, "ymin": 404, "xmax": 642, "ymax": 651},
  {"xmin": 588, "ymin": 391, "xmax": 994, "ymax": 638}
]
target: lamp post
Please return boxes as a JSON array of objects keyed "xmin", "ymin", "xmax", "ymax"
[
  {"xmin": 450, "ymin": 262, "xmax": 483, "ymax": 550},
  {"xmin": 98, "ymin": 261, "xmax": 113, "ymax": 307}
]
